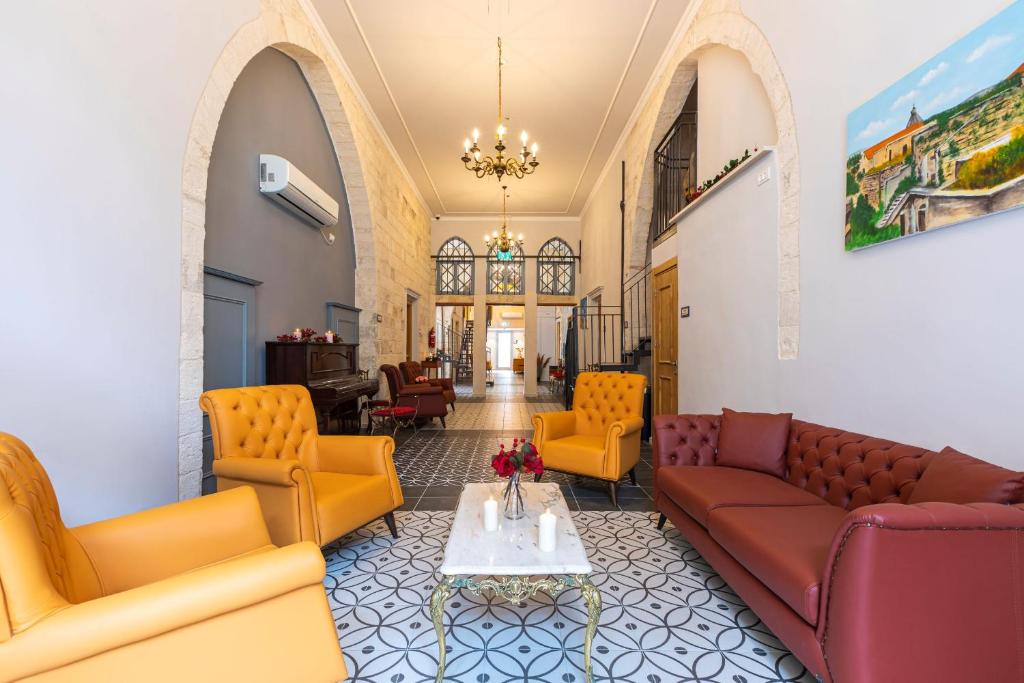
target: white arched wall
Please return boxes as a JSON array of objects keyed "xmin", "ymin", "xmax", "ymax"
[
  {"xmin": 623, "ymin": 0, "xmax": 800, "ymax": 360},
  {"xmin": 177, "ymin": 0, "xmax": 432, "ymax": 498}
]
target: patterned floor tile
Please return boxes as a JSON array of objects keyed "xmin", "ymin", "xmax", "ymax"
[{"xmin": 323, "ymin": 512, "xmax": 815, "ymax": 683}]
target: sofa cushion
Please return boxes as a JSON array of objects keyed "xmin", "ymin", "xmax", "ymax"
[
  {"xmin": 708, "ymin": 505, "xmax": 848, "ymax": 625},
  {"xmin": 311, "ymin": 472, "xmax": 393, "ymax": 544},
  {"xmin": 909, "ymin": 447, "xmax": 1024, "ymax": 505},
  {"xmin": 717, "ymin": 408, "xmax": 792, "ymax": 477},
  {"xmin": 657, "ymin": 466, "xmax": 827, "ymax": 527},
  {"xmin": 542, "ymin": 435, "xmax": 606, "ymax": 479}
]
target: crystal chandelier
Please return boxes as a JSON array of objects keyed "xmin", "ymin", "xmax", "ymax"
[
  {"xmin": 485, "ymin": 185, "xmax": 523, "ymax": 261},
  {"xmin": 461, "ymin": 37, "xmax": 540, "ymax": 180}
]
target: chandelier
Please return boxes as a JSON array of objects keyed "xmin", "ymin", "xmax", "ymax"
[
  {"xmin": 461, "ymin": 37, "xmax": 540, "ymax": 180},
  {"xmin": 485, "ymin": 185, "xmax": 523, "ymax": 261}
]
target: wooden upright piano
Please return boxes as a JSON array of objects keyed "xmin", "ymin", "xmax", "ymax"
[{"xmin": 265, "ymin": 341, "xmax": 378, "ymax": 433}]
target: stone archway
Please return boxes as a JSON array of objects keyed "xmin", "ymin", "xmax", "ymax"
[
  {"xmin": 624, "ymin": 0, "xmax": 800, "ymax": 360},
  {"xmin": 176, "ymin": 1, "xmax": 378, "ymax": 499}
]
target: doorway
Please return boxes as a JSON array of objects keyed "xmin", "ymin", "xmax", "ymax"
[
  {"xmin": 653, "ymin": 257, "xmax": 678, "ymax": 415},
  {"xmin": 496, "ymin": 330, "xmax": 513, "ymax": 369}
]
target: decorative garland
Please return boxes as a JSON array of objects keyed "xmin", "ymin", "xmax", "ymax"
[
  {"xmin": 275, "ymin": 327, "xmax": 343, "ymax": 343},
  {"xmin": 684, "ymin": 148, "xmax": 755, "ymax": 204}
]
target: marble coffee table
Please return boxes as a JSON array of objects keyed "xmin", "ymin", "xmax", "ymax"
[{"xmin": 430, "ymin": 482, "xmax": 600, "ymax": 683}]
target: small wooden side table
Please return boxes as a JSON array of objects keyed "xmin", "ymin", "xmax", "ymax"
[{"xmin": 421, "ymin": 359, "xmax": 441, "ymax": 378}]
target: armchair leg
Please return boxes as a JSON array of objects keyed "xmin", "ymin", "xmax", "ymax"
[
  {"xmin": 440, "ymin": 416, "xmax": 446, "ymax": 428},
  {"xmin": 656, "ymin": 513, "xmax": 667, "ymax": 530},
  {"xmin": 607, "ymin": 481, "xmax": 618, "ymax": 507},
  {"xmin": 383, "ymin": 511, "xmax": 398, "ymax": 539},
  {"xmin": 533, "ymin": 472, "xmax": 542, "ymax": 483},
  {"xmin": 628, "ymin": 467, "xmax": 637, "ymax": 486},
  {"xmin": 450, "ymin": 403, "xmax": 455, "ymax": 412}
]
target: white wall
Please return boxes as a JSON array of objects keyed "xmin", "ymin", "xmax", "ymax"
[
  {"xmin": 0, "ymin": 1, "xmax": 258, "ymax": 524},
  {"xmin": 696, "ymin": 46, "xmax": 777, "ymax": 180},
  {"xmin": 667, "ymin": 0, "xmax": 1024, "ymax": 468},
  {"xmin": 579, "ymin": 170, "xmax": 624, "ymax": 303}
]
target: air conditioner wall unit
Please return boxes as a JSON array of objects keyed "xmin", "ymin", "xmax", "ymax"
[{"xmin": 258, "ymin": 154, "xmax": 339, "ymax": 228}]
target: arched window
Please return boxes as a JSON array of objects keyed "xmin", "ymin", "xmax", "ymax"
[
  {"xmin": 487, "ymin": 241, "xmax": 524, "ymax": 295},
  {"xmin": 436, "ymin": 237, "xmax": 474, "ymax": 295},
  {"xmin": 537, "ymin": 238, "xmax": 575, "ymax": 295}
]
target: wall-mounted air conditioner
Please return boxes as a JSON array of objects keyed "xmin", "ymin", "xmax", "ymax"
[{"xmin": 258, "ymin": 154, "xmax": 339, "ymax": 228}]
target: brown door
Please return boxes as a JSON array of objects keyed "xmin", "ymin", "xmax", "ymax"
[{"xmin": 652, "ymin": 257, "xmax": 678, "ymax": 416}]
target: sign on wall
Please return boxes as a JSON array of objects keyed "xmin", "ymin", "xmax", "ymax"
[{"xmin": 845, "ymin": 1, "xmax": 1024, "ymax": 251}]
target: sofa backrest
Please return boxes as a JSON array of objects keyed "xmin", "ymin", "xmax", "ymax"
[
  {"xmin": 199, "ymin": 385, "xmax": 321, "ymax": 471},
  {"xmin": 652, "ymin": 414, "xmax": 939, "ymax": 510},
  {"xmin": 786, "ymin": 420, "xmax": 936, "ymax": 510}
]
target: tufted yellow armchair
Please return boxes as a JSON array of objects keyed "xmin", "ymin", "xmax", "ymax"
[
  {"xmin": 200, "ymin": 385, "xmax": 404, "ymax": 547},
  {"xmin": 532, "ymin": 372, "xmax": 647, "ymax": 504},
  {"xmin": 0, "ymin": 433, "xmax": 346, "ymax": 683}
]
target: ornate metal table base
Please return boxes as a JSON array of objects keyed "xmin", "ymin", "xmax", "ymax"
[{"xmin": 430, "ymin": 574, "xmax": 601, "ymax": 683}]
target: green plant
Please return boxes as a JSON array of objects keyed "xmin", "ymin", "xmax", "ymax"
[
  {"xmin": 536, "ymin": 353, "xmax": 551, "ymax": 383},
  {"xmin": 846, "ymin": 172, "xmax": 860, "ymax": 196},
  {"xmin": 846, "ymin": 224, "xmax": 903, "ymax": 250},
  {"xmin": 950, "ymin": 125, "xmax": 1024, "ymax": 189}
]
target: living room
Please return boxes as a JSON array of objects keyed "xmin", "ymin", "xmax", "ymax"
[{"xmin": 1, "ymin": 1, "xmax": 1022, "ymax": 682}]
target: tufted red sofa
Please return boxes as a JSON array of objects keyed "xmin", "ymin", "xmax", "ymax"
[{"xmin": 653, "ymin": 414, "xmax": 1024, "ymax": 683}]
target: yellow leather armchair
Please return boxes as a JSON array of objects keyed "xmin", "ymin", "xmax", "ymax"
[
  {"xmin": 200, "ymin": 384, "xmax": 404, "ymax": 547},
  {"xmin": 0, "ymin": 433, "xmax": 346, "ymax": 683},
  {"xmin": 532, "ymin": 371, "xmax": 647, "ymax": 504}
]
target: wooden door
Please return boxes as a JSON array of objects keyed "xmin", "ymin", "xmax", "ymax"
[{"xmin": 652, "ymin": 257, "xmax": 678, "ymax": 416}]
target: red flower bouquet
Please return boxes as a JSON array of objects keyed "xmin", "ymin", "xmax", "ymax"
[{"xmin": 491, "ymin": 438, "xmax": 543, "ymax": 520}]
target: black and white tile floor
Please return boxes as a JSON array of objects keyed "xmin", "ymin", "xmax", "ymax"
[{"xmin": 322, "ymin": 369, "xmax": 814, "ymax": 682}]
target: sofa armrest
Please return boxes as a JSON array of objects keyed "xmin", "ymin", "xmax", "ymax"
[
  {"xmin": 398, "ymin": 383, "xmax": 443, "ymax": 397},
  {"xmin": 69, "ymin": 487, "xmax": 273, "ymax": 595},
  {"xmin": 819, "ymin": 502, "xmax": 1024, "ymax": 683},
  {"xmin": 0, "ymin": 543, "xmax": 326, "ymax": 681},
  {"xmin": 213, "ymin": 456, "xmax": 303, "ymax": 486},
  {"xmin": 532, "ymin": 410, "xmax": 577, "ymax": 445}
]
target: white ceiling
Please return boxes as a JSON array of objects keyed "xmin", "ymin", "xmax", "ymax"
[{"xmin": 310, "ymin": 0, "xmax": 690, "ymax": 216}]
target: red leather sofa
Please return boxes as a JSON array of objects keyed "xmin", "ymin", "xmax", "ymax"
[
  {"xmin": 399, "ymin": 360, "xmax": 456, "ymax": 410},
  {"xmin": 653, "ymin": 413, "xmax": 1024, "ymax": 683}
]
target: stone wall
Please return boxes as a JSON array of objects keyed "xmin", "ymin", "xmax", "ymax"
[{"xmin": 178, "ymin": 0, "xmax": 433, "ymax": 498}]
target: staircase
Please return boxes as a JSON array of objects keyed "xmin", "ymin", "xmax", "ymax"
[
  {"xmin": 456, "ymin": 321, "xmax": 474, "ymax": 382},
  {"xmin": 876, "ymin": 192, "xmax": 907, "ymax": 227}
]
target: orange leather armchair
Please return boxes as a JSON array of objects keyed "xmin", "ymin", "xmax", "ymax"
[
  {"xmin": 0, "ymin": 433, "xmax": 346, "ymax": 683},
  {"xmin": 200, "ymin": 384, "xmax": 404, "ymax": 547},
  {"xmin": 532, "ymin": 371, "xmax": 647, "ymax": 504}
]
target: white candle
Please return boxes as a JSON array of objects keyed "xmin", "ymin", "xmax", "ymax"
[
  {"xmin": 538, "ymin": 508, "xmax": 557, "ymax": 552},
  {"xmin": 483, "ymin": 496, "xmax": 498, "ymax": 532},
  {"xmin": 325, "ymin": 330, "xmax": 334, "ymax": 343},
  {"xmin": 292, "ymin": 328, "xmax": 302, "ymax": 340}
]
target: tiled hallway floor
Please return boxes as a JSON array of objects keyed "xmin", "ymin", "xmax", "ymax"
[{"xmin": 390, "ymin": 370, "xmax": 655, "ymax": 513}]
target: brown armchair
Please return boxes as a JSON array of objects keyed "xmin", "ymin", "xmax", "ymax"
[
  {"xmin": 200, "ymin": 385, "xmax": 404, "ymax": 547},
  {"xmin": 399, "ymin": 360, "xmax": 456, "ymax": 410},
  {"xmin": 381, "ymin": 364, "xmax": 448, "ymax": 428}
]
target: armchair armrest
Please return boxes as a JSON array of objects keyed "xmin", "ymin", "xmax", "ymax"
[
  {"xmin": 213, "ymin": 456, "xmax": 303, "ymax": 486},
  {"xmin": 318, "ymin": 435, "xmax": 403, "ymax": 507},
  {"xmin": 429, "ymin": 377, "xmax": 455, "ymax": 391},
  {"xmin": 532, "ymin": 410, "xmax": 577, "ymax": 444},
  {"xmin": 605, "ymin": 416, "xmax": 645, "ymax": 443},
  {"xmin": 69, "ymin": 486, "xmax": 273, "ymax": 595},
  {"xmin": 0, "ymin": 543, "xmax": 326, "ymax": 681},
  {"xmin": 819, "ymin": 502, "xmax": 1024, "ymax": 683}
]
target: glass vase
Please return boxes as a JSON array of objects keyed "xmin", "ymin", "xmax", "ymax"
[{"xmin": 503, "ymin": 471, "xmax": 526, "ymax": 520}]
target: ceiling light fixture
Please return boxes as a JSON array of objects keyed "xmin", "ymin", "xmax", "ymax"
[
  {"xmin": 461, "ymin": 37, "xmax": 540, "ymax": 181},
  {"xmin": 485, "ymin": 185, "xmax": 524, "ymax": 260}
]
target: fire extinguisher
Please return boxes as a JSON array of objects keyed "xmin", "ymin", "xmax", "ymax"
[{"xmin": 428, "ymin": 326, "xmax": 436, "ymax": 349}]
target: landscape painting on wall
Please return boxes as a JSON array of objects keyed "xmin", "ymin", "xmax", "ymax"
[{"xmin": 846, "ymin": 1, "xmax": 1024, "ymax": 251}]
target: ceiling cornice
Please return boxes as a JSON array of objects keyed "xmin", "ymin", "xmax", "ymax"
[
  {"xmin": 298, "ymin": 0, "xmax": 434, "ymax": 217},
  {"xmin": 579, "ymin": 0, "xmax": 704, "ymax": 218}
]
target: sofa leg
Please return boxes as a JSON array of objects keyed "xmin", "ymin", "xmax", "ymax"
[
  {"xmin": 628, "ymin": 467, "xmax": 637, "ymax": 486},
  {"xmin": 607, "ymin": 481, "xmax": 618, "ymax": 507},
  {"xmin": 450, "ymin": 403, "xmax": 455, "ymax": 412},
  {"xmin": 440, "ymin": 416, "xmax": 446, "ymax": 428},
  {"xmin": 656, "ymin": 513, "xmax": 667, "ymax": 530},
  {"xmin": 383, "ymin": 511, "xmax": 398, "ymax": 539}
]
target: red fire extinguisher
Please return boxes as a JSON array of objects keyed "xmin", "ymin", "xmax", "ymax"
[{"xmin": 428, "ymin": 326, "xmax": 436, "ymax": 349}]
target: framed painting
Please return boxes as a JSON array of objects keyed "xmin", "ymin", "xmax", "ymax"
[{"xmin": 846, "ymin": 1, "xmax": 1024, "ymax": 250}]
